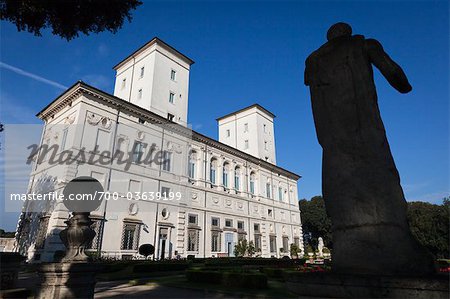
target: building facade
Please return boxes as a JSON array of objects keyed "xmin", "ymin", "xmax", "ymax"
[{"xmin": 15, "ymin": 38, "xmax": 303, "ymax": 262}]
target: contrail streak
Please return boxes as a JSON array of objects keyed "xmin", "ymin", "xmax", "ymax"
[{"xmin": 0, "ymin": 61, "xmax": 67, "ymax": 90}]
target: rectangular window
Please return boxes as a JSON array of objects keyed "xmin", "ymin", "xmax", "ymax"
[
  {"xmin": 266, "ymin": 183, "xmax": 271, "ymax": 198},
  {"xmin": 211, "ymin": 231, "xmax": 221, "ymax": 252},
  {"xmin": 121, "ymin": 78, "xmax": 126, "ymax": 89},
  {"xmin": 244, "ymin": 140, "xmax": 249, "ymax": 149},
  {"xmin": 263, "ymin": 124, "xmax": 267, "ymax": 133},
  {"xmin": 35, "ymin": 216, "xmax": 49, "ymax": 249},
  {"xmin": 254, "ymin": 223, "xmax": 260, "ymax": 232},
  {"xmin": 170, "ymin": 69, "xmax": 176, "ymax": 81},
  {"xmin": 278, "ymin": 187, "xmax": 283, "ymax": 200},
  {"xmin": 283, "ymin": 236, "xmax": 289, "ymax": 252},
  {"xmin": 264, "ymin": 141, "xmax": 268, "ymax": 150},
  {"xmin": 250, "ymin": 180, "xmax": 255, "ymax": 195},
  {"xmin": 211, "ymin": 217, "xmax": 220, "ymax": 227},
  {"xmin": 140, "ymin": 66, "xmax": 145, "ymax": 78},
  {"xmin": 294, "ymin": 237, "xmax": 300, "ymax": 247},
  {"xmin": 187, "ymin": 229, "xmax": 199, "ymax": 251},
  {"xmin": 225, "ymin": 219, "xmax": 232, "ymax": 227},
  {"xmin": 254, "ymin": 234, "xmax": 261, "ymax": 251},
  {"xmin": 121, "ymin": 223, "xmax": 140, "ymax": 250},
  {"xmin": 161, "ymin": 187, "xmax": 170, "ymax": 198},
  {"xmin": 167, "ymin": 113, "xmax": 174, "ymax": 121},
  {"xmin": 268, "ymin": 209, "xmax": 273, "ymax": 217},
  {"xmin": 87, "ymin": 218, "xmax": 104, "ymax": 250},
  {"xmin": 132, "ymin": 141, "xmax": 144, "ymax": 163},
  {"xmin": 234, "ymin": 175, "xmax": 240, "ymax": 190},
  {"xmin": 188, "ymin": 160, "xmax": 195, "ymax": 179},
  {"xmin": 138, "ymin": 89, "xmax": 142, "ymax": 99},
  {"xmin": 269, "ymin": 235, "xmax": 276, "ymax": 253},
  {"xmin": 188, "ymin": 214, "xmax": 198, "ymax": 225},
  {"xmin": 61, "ymin": 128, "xmax": 68, "ymax": 150},
  {"xmin": 162, "ymin": 151, "xmax": 171, "ymax": 171},
  {"xmin": 169, "ymin": 92, "xmax": 175, "ymax": 104},
  {"xmin": 237, "ymin": 221, "xmax": 244, "ymax": 230},
  {"xmin": 244, "ymin": 123, "xmax": 248, "ymax": 132},
  {"xmin": 226, "ymin": 129, "xmax": 230, "ymax": 137}
]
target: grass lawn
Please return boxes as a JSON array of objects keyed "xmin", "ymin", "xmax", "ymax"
[
  {"xmin": 131, "ymin": 275, "xmax": 298, "ymax": 298},
  {"xmin": 97, "ymin": 264, "xmax": 187, "ymax": 281}
]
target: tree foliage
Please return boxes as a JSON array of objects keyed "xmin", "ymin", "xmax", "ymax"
[
  {"xmin": 0, "ymin": 0, "xmax": 142, "ymax": 40},
  {"xmin": 407, "ymin": 198, "xmax": 449, "ymax": 259},
  {"xmin": 138, "ymin": 244, "xmax": 154, "ymax": 258},
  {"xmin": 0, "ymin": 229, "xmax": 15, "ymax": 238},
  {"xmin": 299, "ymin": 195, "xmax": 449, "ymax": 259},
  {"xmin": 298, "ymin": 196, "xmax": 332, "ymax": 248}
]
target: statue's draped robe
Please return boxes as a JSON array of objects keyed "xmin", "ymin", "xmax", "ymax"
[{"xmin": 305, "ymin": 35, "xmax": 434, "ymax": 275}]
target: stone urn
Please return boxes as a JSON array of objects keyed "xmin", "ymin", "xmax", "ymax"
[{"xmin": 59, "ymin": 212, "xmax": 96, "ymax": 262}]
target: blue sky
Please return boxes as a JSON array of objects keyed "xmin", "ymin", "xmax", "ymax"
[{"xmin": 1, "ymin": 1, "xmax": 448, "ymax": 231}]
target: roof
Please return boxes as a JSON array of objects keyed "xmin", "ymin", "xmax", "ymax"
[
  {"xmin": 216, "ymin": 103, "xmax": 276, "ymax": 121},
  {"xmin": 112, "ymin": 37, "xmax": 195, "ymax": 70},
  {"xmin": 36, "ymin": 81, "xmax": 301, "ymax": 181}
]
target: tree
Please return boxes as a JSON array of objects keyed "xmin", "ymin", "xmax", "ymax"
[
  {"xmin": 298, "ymin": 196, "xmax": 332, "ymax": 248},
  {"xmin": 247, "ymin": 240, "xmax": 256, "ymax": 257},
  {"xmin": 0, "ymin": 229, "xmax": 15, "ymax": 238},
  {"xmin": 290, "ymin": 243, "xmax": 301, "ymax": 258},
  {"xmin": 407, "ymin": 198, "xmax": 449, "ymax": 259},
  {"xmin": 234, "ymin": 239, "xmax": 248, "ymax": 257},
  {"xmin": 0, "ymin": 0, "xmax": 142, "ymax": 40}
]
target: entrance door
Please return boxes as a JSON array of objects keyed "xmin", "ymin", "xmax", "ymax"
[
  {"xmin": 225, "ymin": 233, "xmax": 234, "ymax": 257},
  {"xmin": 159, "ymin": 228, "xmax": 168, "ymax": 260}
]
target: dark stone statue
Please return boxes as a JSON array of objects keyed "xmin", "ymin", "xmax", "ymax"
[{"xmin": 304, "ymin": 23, "xmax": 435, "ymax": 275}]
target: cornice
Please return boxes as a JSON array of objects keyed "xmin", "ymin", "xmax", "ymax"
[{"xmin": 36, "ymin": 81, "xmax": 301, "ymax": 181}]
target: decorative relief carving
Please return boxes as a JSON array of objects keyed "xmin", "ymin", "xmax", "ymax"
[
  {"xmin": 64, "ymin": 115, "xmax": 76, "ymax": 124},
  {"xmin": 137, "ymin": 131, "xmax": 145, "ymax": 140},
  {"xmin": 87, "ymin": 113, "xmax": 101, "ymax": 125},
  {"xmin": 87, "ymin": 112, "xmax": 112, "ymax": 130},
  {"xmin": 166, "ymin": 141, "xmax": 183, "ymax": 154},
  {"xmin": 128, "ymin": 203, "xmax": 139, "ymax": 216},
  {"xmin": 101, "ymin": 117, "xmax": 112, "ymax": 129}
]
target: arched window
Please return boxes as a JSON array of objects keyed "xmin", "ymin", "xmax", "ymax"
[
  {"xmin": 222, "ymin": 162, "xmax": 229, "ymax": 187},
  {"xmin": 210, "ymin": 158, "xmax": 217, "ymax": 185},
  {"xmin": 234, "ymin": 166, "xmax": 240, "ymax": 191},
  {"xmin": 249, "ymin": 172, "xmax": 256, "ymax": 195},
  {"xmin": 188, "ymin": 150, "xmax": 196, "ymax": 179}
]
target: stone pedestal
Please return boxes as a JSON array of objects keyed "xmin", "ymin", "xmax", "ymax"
[
  {"xmin": 0, "ymin": 252, "xmax": 26, "ymax": 290},
  {"xmin": 285, "ymin": 272, "xmax": 449, "ymax": 299},
  {"xmin": 36, "ymin": 263, "xmax": 100, "ymax": 299}
]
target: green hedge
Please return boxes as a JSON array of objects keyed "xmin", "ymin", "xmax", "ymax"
[
  {"xmin": 262, "ymin": 268, "xmax": 286, "ymax": 279},
  {"xmin": 186, "ymin": 269, "xmax": 267, "ymax": 289},
  {"xmin": 186, "ymin": 269, "xmax": 223, "ymax": 284},
  {"xmin": 204, "ymin": 257, "xmax": 305, "ymax": 268},
  {"xmin": 133, "ymin": 261, "xmax": 190, "ymax": 273}
]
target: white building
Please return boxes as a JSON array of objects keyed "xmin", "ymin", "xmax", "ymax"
[{"xmin": 15, "ymin": 38, "xmax": 303, "ymax": 262}]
